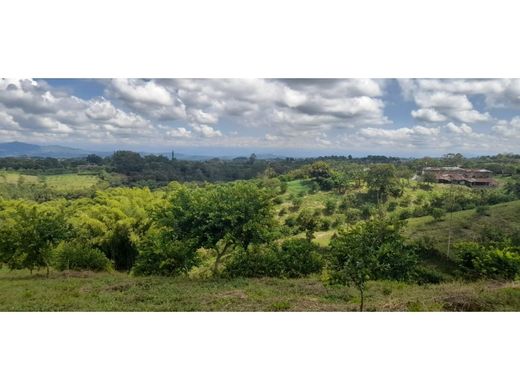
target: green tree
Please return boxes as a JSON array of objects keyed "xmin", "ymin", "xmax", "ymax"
[
  {"xmin": 0, "ymin": 201, "xmax": 68, "ymax": 275},
  {"xmin": 365, "ymin": 164, "xmax": 401, "ymax": 203},
  {"xmin": 296, "ymin": 208, "xmax": 319, "ymax": 241},
  {"xmin": 111, "ymin": 150, "xmax": 145, "ymax": 174},
  {"xmin": 160, "ymin": 181, "xmax": 276, "ymax": 274},
  {"xmin": 328, "ymin": 216, "xmax": 417, "ymax": 311}
]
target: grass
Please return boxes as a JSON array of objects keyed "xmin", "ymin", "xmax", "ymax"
[
  {"xmin": 1, "ymin": 268, "xmax": 519, "ymax": 311},
  {"xmin": 0, "ymin": 171, "xmax": 104, "ymax": 192},
  {"xmin": 404, "ymin": 200, "xmax": 520, "ymax": 252}
]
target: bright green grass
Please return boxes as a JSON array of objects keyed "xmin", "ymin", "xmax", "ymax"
[
  {"xmin": 1, "ymin": 268, "xmax": 519, "ymax": 311},
  {"xmin": 0, "ymin": 171, "xmax": 103, "ymax": 191},
  {"xmin": 0, "ymin": 172, "xmax": 39, "ymax": 184},
  {"xmin": 44, "ymin": 174, "xmax": 102, "ymax": 191}
]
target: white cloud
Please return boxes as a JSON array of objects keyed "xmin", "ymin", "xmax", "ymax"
[
  {"xmin": 492, "ymin": 117, "xmax": 520, "ymax": 138},
  {"xmin": 446, "ymin": 122, "xmax": 472, "ymax": 134},
  {"xmin": 191, "ymin": 123, "xmax": 222, "ymax": 138},
  {"xmin": 401, "ymin": 79, "xmax": 493, "ymax": 124},
  {"xmin": 165, "ymin": 127, "xmax": 191, "ymax": 138},
  {"xmin": 109, "ymin": 79, "xmax": 173, "ymax": 106},
  {"xmin": 411, "ymin": 108, "xmax": 447, "ymax": 122}
]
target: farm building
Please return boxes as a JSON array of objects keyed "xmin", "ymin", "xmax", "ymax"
[{"xmin": 422, "ymin": 167, "xmax": 497, "ymax": 187}]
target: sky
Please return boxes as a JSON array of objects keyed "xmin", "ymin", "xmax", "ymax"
[{"xmin": 1, "ymin": 78, "xmax": 520, "ymax": 157}]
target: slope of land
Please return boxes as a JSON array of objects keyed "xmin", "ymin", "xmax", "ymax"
[{"xmin": 1, "ymin": 269, "xmax": 519, "ymax": 311}]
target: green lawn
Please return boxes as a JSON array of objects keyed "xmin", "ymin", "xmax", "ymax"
[{"xmin": 1, "ymin": 268, "xmax": 519, "ymax": 311}]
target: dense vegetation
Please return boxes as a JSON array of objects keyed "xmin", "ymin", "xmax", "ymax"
[{"xmin": 2, "ymin": 151, "xmax": 520, "ymax": 311}]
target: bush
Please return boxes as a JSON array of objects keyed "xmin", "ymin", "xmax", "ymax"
[
  {"xmin": 132, "ymin": 229, "xmax": 199, "ymax": 276},
  {"xmin": 454, "ymin": 242, "xmax": 520, "ymax": 280},
  {"xmin": 345, "ymin": 207, "xmax": 362, "ymax": 222},
  {"xmin": 52, "ymin": 241, "xmax": 111, "ymax": 272},
  {"xmin": 225, "ymin": 239, "xmax": 322, "ymax": 278},
  {"xmin": 324, "ymin": 199, "xmax": 337, "ymax": 215},
  {"xmin": 431, "ymin": 207, "xmax": 446, "ymax": 221},
  {"xmin": 413, "ymin": 265, "xmax": 445, "ymax": 284},
  {"xmin": 398, "ymin": 208, "xmax": 412, "ymax": 220},
  {"xmin": 224, "ymin": 244, "xmax": 281, "ymax": 278},
  {"xmin": 387, "ymin": 201, "xmax": 398, "ymax": 212}
]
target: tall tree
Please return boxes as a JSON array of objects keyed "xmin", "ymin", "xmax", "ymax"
[{"xmin": 160, "ymin": 181, "xmax": 276, "ymax": 274}]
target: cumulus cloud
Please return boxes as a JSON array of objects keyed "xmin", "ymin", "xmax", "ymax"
[
  {"xmin": 2, "ymin": 78, "xmax": 520, "ymax": 154},
  {"xmin": 400, "ymin": 79, "xmax": 493, "ymax": 124},
  {"xmin": 411, "ymin": 108, "xmax": 447, "ymax": 122},
  {"xmin": 446, "ymin": 122, "xmax": 473, "ymax": 134}
]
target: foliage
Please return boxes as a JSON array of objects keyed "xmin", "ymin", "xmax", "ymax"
[
  {"xmin": 296, "ymin": 208, "xmax": 319, "ymax": 241},
  {"xmin": 52, "ymin": 241, "xmax": 111, "ymax": 272},
  {"xmin": 159, "ymin": 181, "xmax": 276, "ymax": 273},
  {"xmin": 365, "ymin": 164, "xmax": 402, "ymax": 203},
  {"xmin": 0, "ymin": 200, "xmax": 68, "ymax": 273},
  {"xmin": 225, "ymin": 239, "xmax": 322, "ymax": 278},
  {"xmin": 328, "ymin": 215, "xmax": 418, "ymax": 310},
  {"xmin": 453, "ymin": 242, "xmax": 520, "ymax": 280},
  {"xmin": 132, "ymin": 228, "xmax": 199, "ymax": 276}
]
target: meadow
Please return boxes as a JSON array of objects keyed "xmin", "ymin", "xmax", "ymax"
[{"xmin": 1, "ymin": 268, "xmax": 519, "ymax": 311}]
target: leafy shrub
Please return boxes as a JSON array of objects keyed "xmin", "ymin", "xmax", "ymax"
[
  {"xmin": 319, "ymin": 217, "xmax": 333, "ymax": 231},
  {"xmin": 225, "ymin": 239, "xmax": 322, "ymax": 278},
  {"xmin": 454, "ymin": 242, "xmax": 520, "ymax": 280},
  {"xmin": 132, "ymin": 229, "xmax": 199, "ymax": 276},
  {"xmin": 398, "ymin": 208, "xmax": 412, "ymax": 220},
  {"xmin": 324, "ymin": 199, "xmax": 337, "ymax": 215},
  {"xmin": 273, "ymin": 196, "xmax": 283, "ymax": 205},
  {"xmin": 431, "ymin": 207, "xmax": 446, "ymax": 221},
  {"xmin": 387, "ymin": 201, "xmax": 398, "ymax": 212},
  {"xmin": 284, "ymin": 215, "xmax": 297, "ymax": 228},
  {"xmin": 413, "ymin": 265, "xmax": 445, "ymax": 284},
  {"xmin": 225, "ymin": 244, "xmax": 280, "ymax": 277},
  {"xmin": 278, "ymin": 239, "xmax": 323, "ymax": 277},
  {"xmin": 52, "ymin": 241, "xmax": 111, "ymax": 272},
  {"xmin": 345, "ymin": 207, "xmax": 362, "ymax": 222}
]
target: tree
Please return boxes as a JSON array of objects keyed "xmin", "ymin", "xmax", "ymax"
[
  {"xmin": 0, "ymin": 201, "xmax": 68, "ymax": 275},
  {"xmin": 86, "ymin": 154, "xmax": 103, "ymax": 165},
  {"xmin": 328, "ymin": 216, "xmax": 417, "ymax": 311},
  {"xmin": 296, "ymin": 208, "xmax": 319, "ymax": 241},
  {"xmin": 111, "ymin": 151, "xmax": 145, "ymax": 174},
  {"xmin": 160, "ymin": 181, "xmax": 276, "ymax": 274},
  {"xmin": 365, "ymin": 164, "xmax": 402, "ymax": 203},
  {"xmin": 505, "ymin": 176, "xmax": 520, "ymax": 198},
  {"xmin": 308, "ymin": 161, "xmax": 335, "ymax": 190}
]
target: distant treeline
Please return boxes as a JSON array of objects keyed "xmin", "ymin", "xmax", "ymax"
[{"xmin": 2, "ymin": 151, "xmax": 520, "ymax": 186}]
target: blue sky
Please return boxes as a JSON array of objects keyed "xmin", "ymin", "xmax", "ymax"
[{"xmin": 1, "ymin": 78, "xmax": 520, "ymax": 157}]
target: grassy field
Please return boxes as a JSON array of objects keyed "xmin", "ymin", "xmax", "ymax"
[
  {"xmin": 1, "ymin": 268, "xmax": 519, "ymax": 311},
  {"xmin": 0, "ymin": 171, "xmax": 104, "ymax": 191},
  {"xmin": 405, "ymin": 200, "xmax": 520, "ymax": 251}
]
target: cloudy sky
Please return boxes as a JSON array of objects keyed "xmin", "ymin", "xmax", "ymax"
[{"xmin": 1, "ymin": 78, "xmax": 520, "ymax": 157}]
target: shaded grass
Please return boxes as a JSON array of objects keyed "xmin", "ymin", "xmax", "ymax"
[{"xmin": 1, "ymin": 268, "xmax": 519, "ymax": 311}]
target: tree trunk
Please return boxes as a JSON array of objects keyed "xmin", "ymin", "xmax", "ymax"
[
  {"xmin": 212, "ymin": 241, "xmax": 231, "ymax": 275},
  {"xmin": 46, "ymin": 265, "xmax": 50, "ymax": 278},
  {"xmin": 359, "ymin": 288, "xmax": 364, "ymax": 312}
]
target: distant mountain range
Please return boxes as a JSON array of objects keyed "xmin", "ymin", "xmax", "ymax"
[
  {"xmin": 0, "ymin": 142, "xmax": 100, "ymax": 158},
  {"xmin": 0, "ymin": 142, "xmax": 286, "ymax": 160}
]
